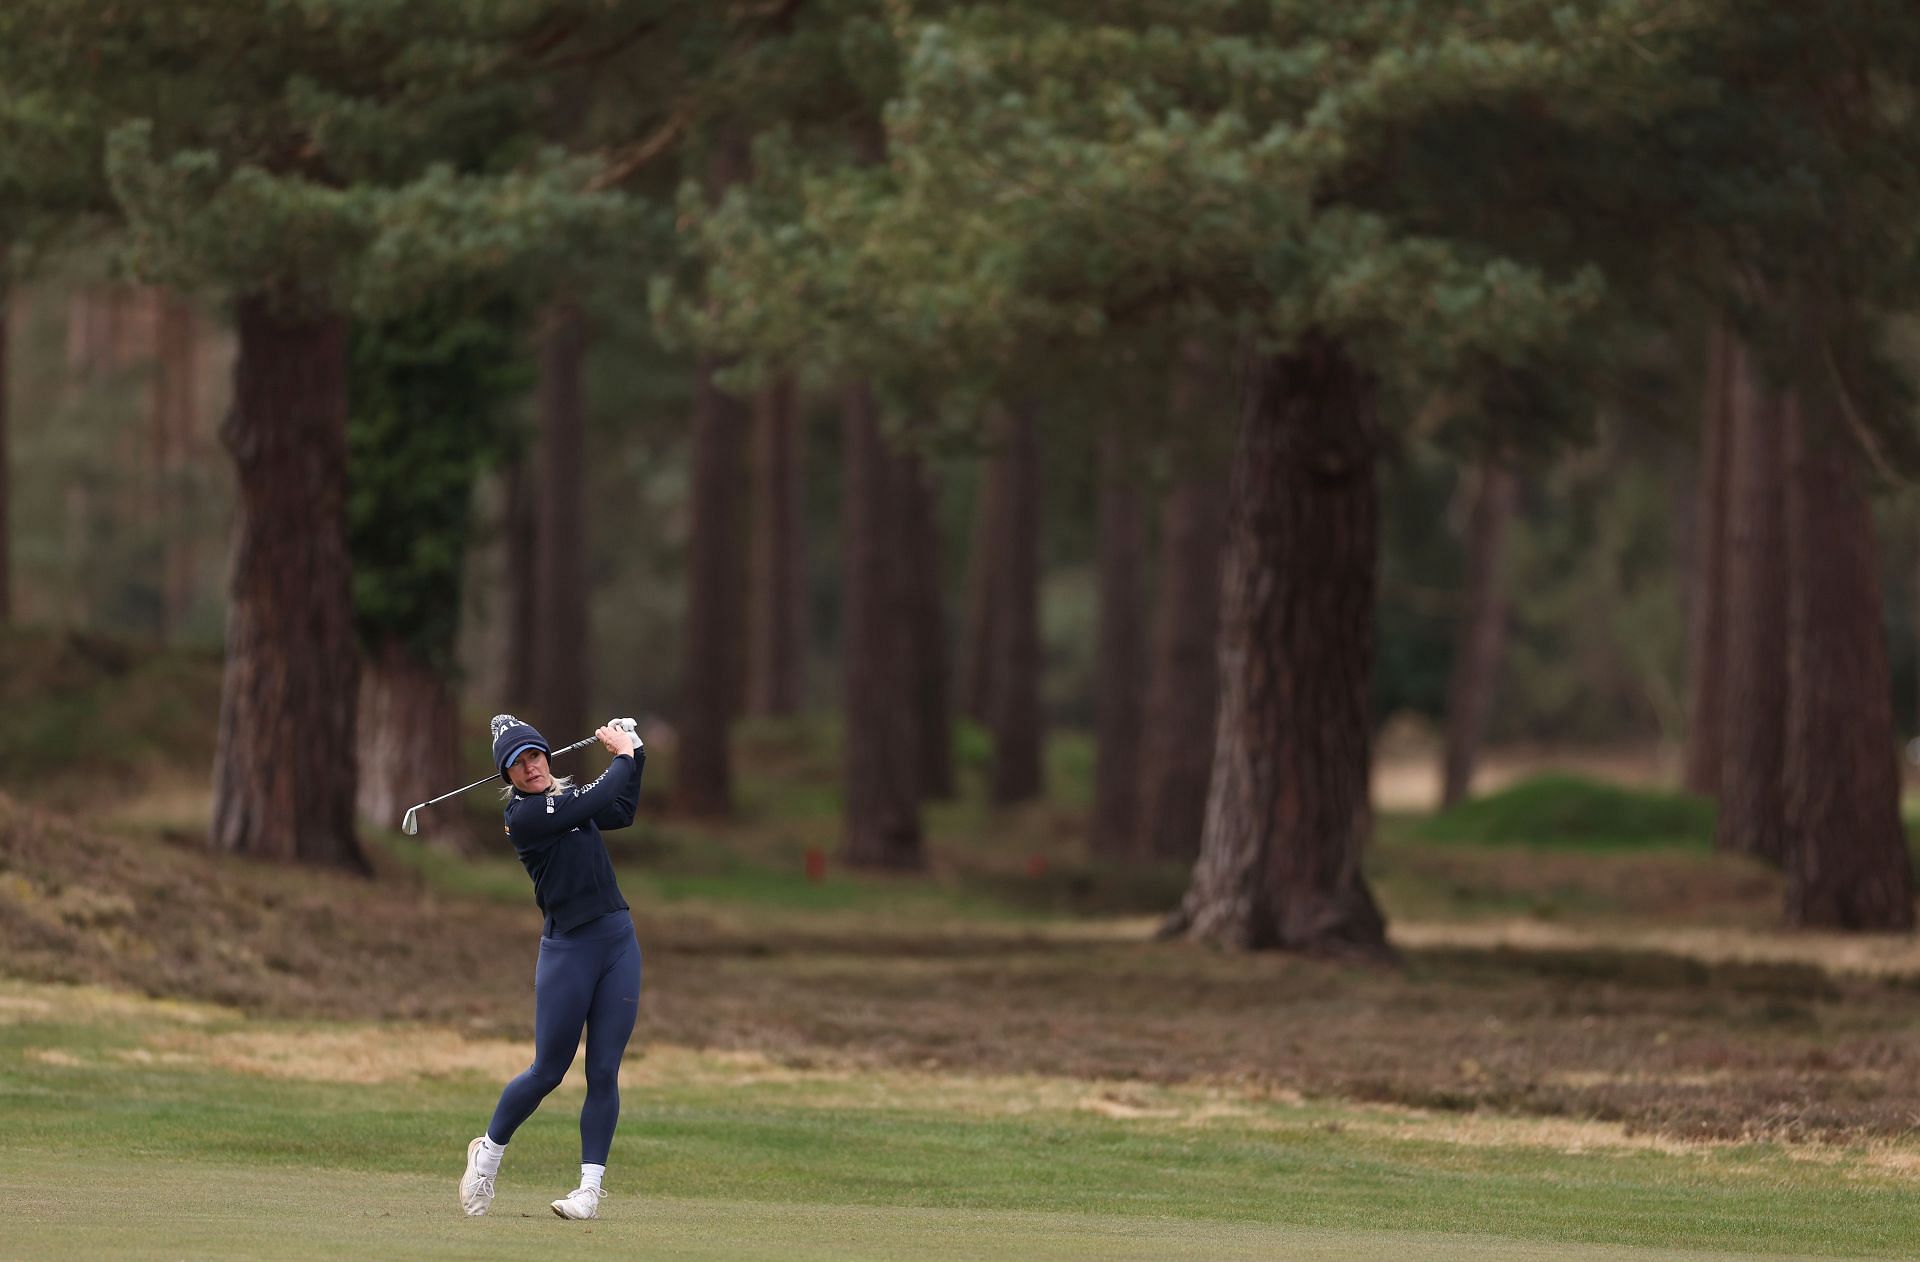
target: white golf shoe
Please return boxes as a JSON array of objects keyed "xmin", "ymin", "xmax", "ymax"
[
  {"xmin": 459, "ymin": 1136, "xmax": 496, "ymax": 1217},
  {"xmin": 550, "ymin": 1185, "xmax": 606, "ymax": 1220}
]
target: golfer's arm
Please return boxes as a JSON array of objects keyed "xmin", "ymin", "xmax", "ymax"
[
  {"xmin": 591, "ymin": 748, "xmax": 646, "ymax": 830},
  {"xmin": 507, "ymin": 754, "xmax": 639, "ymax": 840}
]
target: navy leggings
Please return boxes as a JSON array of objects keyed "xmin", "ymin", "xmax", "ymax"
[{"xmin": 487, "ymin": 909, "xmax": 642, "ymax": 1165}]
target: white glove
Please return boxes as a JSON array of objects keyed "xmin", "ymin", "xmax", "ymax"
[{"xmin": 611, "ymin": 717, "xmax": 644, "ymax": 752}]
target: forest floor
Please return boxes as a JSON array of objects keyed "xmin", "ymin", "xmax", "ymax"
[{"xmin": 3, "ymin": 627, "xmax": 1919, "ymax": 1256}]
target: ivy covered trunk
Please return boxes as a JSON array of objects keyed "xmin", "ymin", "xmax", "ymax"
[
  {"xmin": 897, "ymin": 448, "xmax": 955, "ymax": 800},
  {"xmin": 1137, "ymin": 468, "xmax": 1227, "ymax": 862},
  {"xmin": 1714, "ymin": 339, "xmax": 1790, "ymax": 864},
  {"xmin": 1172, "ymin": 337, "xmax": 1389, "ymax": 958},
  {"xmin": 988, "ymin": 402, "xmax": 1043, "ymax": 806},
  {"xmin": 210, "ymin": 296, "xmax": 366, "ymax": 872},
  {"xmin": 1440, "ymin": 461, "xmax": 1517, "ymax": 808},
  {"xmin": 1091, "ymin": 426, "xmax": 1145, "ymax": 856},
  {"xmin": 676, "ymin": 354, "xmax": 750, "ymax": 815},
  {"xmin": 747, "ymin": 374, "xmax": 807, "ymax": 717},
  {"xmin": 840, "ymin": 383, "xmax": 923, "ymax": 867},
  {"xmin": 357, "ymin": 635, "xmax": 476, "ymax": 853},
  {"xmin": 530, "ymin": 298, "xmax": 590, "ymax": 741},
  {"xmin": 1683, "ymin": 324, "xmax": 1733, "ymax": 797},
  {"xmin": 1783, "ymin": 406, "xmax": 1915, "ymax": 929}
]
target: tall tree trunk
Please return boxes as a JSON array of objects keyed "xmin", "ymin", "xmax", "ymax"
[
  {"xmin": 677, "ymin": 138, "xmax": 753, "ymax": 813},
  {"xmin": 988, "ymin": 402, "xmax": 1044, "ymax": 806},
  {"xmin": 957, "ymin": 448, "xmax": 1002, "ymax": 723},
  {"xmin": 897, "ymin": 447, "xmax": 955, "ymax": 799},
  {"xmin": 1783, "ymin": 403, "xmax": 1915, "ymax": 929},
  {"xmin": 841, "ymin": 382, "xmax": 923, "ymax": 867},
  {"xmin": 501, "ymin": 457, "xmax": 537, "ymax": 713},
  {"xmin": 1715, "ymin": 339, "xmax": 1790, "ymax": 864},
  {"xmin": 209, "ymin": 296, "xmax": 366, "ymax": 872},
  {"xmin": 676, "ymin": 356, "xmax": 750, "ymax": 815},
  {"xmin": 1169, "ymin": 337, "xmax": 1390, "ymax": 958},
  {"xmin": 1091, "ymin": 426, "xmax": 1145, "ymax": 856},
  {"xmin": 358, "ymin": 636, "xmax": 478, "ymax": 852},
  {"xmin": 1137, "ymin": 469, "xmax": 1228, "ymax": 863},
  {"xmin": 154, "ymin": 292, "xmax": 199, "ymax": 641},
  {"xmin": 1440, "ymin": 461, "xmax": 1518, "ymax": 808},
  {"xmin": 747, "ymin": 374, "xmax": 807, "ymax": 716},
  {"xmin": 1684, "ymin": 324, "xmax": 1734, "ymax": 797},
  {"xmin": 65, "ymin": 288, "xmax": 116, "ymax": 378},
  {"xmin": 529, "ymin": 297, "xmax": 590, "ymax": 741},
  {"xmin": 0, "ymin": 252, "xmax": 11, "ymax": 624}
]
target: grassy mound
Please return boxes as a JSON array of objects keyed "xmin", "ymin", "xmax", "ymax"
[
  {"xmin": 1414, "ymin": 774, "xmax": 1714, "ymax": 851},
  {"xmin": 0, "ymin": 791, "xmax": 546, "ymax": 1025}
]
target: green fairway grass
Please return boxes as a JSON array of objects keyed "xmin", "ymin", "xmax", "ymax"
[
  {"xmin": 3, "ymin": 982, "xmax": 1916, "ymax": 1260},
  {"xmin": 0, "ymin": 1160, "xmax": 1848, "ymax": 1262}
]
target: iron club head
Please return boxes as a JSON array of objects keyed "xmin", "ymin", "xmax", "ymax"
[{"xmin": 401, "ymin": 806, "xmax": 420, "ymax": 836}]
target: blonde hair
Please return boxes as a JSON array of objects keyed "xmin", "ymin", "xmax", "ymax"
[{"xmin": 499, "ymin": 775, "xmax": 574, "ymax": 800}]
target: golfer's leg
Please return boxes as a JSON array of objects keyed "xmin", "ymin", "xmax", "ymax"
[
  {"xmin": 578, "ymin": 937, "xmax": 643, "ymax": 1166},
  {"xmin": 487, "ymin": 941, "xmax": 593, "ymax": 1144}
]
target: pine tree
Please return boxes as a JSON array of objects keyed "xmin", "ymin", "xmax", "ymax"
[
  {"xmin": 1090, "ymin": 425, "xmax": 1145, "ymax": 857},
  {"xmin": 682, "ymin": 1, "xmax": 1920, "ymax": 938},
  {"xmin": 0, "ymin": 1, "xmax": 631, "ymax": 866},
  {"xmin": 747, "ymin": 374, "xmax": 808, "ymax": 717}
]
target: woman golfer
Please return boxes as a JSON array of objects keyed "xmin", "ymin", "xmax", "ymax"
[{"xmin": 460, "ymin": 713, "xmax": 645, "ymax": 1221}]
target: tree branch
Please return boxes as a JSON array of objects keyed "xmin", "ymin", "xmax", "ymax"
[{"xmin": 587, "ymin": 103, "xmax": 695, "ymax": 190}]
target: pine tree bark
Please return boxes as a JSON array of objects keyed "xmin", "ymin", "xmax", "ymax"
[
  {"xmin": 1683, "ymin": 324, "xmax": 1734, "ymax": 797},
  {"xmin": 529, "ymin": 297, "xmax": 590, "ymax": 741},
  {"xmin": 841, "ymin": 382, "xmax": 923, "ymax": 867},
  {"xmin": 1137, "ymin": 468, "xmax": 1229, "ymax": 863},
  {"xmin": 677, "ymin": 136, "xmax": 754, "ymax": 813},
  {"xmin": 154, "ymin": 292, "xmax": 199, "ymax": 641},
  {"xmin": 897, "ymin": 447, "xmax": 955, "ymax": 799},
  {"xmin": 358, "ymin": 635, "xmax": 479, "ymax": 852},
  {"xmin": 747, "ymin": 374, "xmax": 807, "ymax": 716},
  {"xmin": 1782, "ymin": 403, "xmax": 1915, "ymax": 929},
  {"xmin": 1715, "ymin": 339, "xmax": 1790, "ymax": 864},
  {"xmin": 958, "ymin": 445, "xmax": 1002, "ymax": 724},
  {"xmin": 501, "ymin": 457, "xmax": 538, "ymax": 713},
  {"xmin": 0, "ymin": 254, "xmax": 11, "ymax": 624},
  {"xmin": 676, "ymin": 356, "xmax": 750, "ymax": 815},
  {"xmin": 1091, "ymin": 426, "xmax": 1145, "ymax": 856},
  {"xmin": 988, "ymin": 402, "xmax": 1044, "ymax": 806},
  {"xmin": 209, "ymin": 296, "xmax": 367, "ymax": 871},
  {"xmin": 1170, "ymin": 337, "xmax": 1390, "ymax": 958},
  {"xmin": 1440, "ymin": 461, "xmax": 1518, "ymax": 808},
  {"xmin": 65, "ymin": 288, "xmax": 115, "ymax": 377}
]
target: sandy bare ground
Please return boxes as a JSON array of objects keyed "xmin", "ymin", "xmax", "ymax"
[{"xmin": 1371, "ymin": 743, "xmax": 1678, "ymax": 812}]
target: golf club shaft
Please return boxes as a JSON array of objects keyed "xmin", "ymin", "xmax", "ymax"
[{"xmin": 407, "ymin": 734, "xmax": 600, "ymax": 816}]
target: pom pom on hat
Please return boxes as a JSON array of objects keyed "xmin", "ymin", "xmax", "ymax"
[{"xmin": 489, "ymin": 713, "xmax": 550, "ymax": 782}]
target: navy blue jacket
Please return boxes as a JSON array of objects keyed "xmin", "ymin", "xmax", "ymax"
[{"xmin": 503, "ymin": 751, "xmax": 644, "ymax": 936}]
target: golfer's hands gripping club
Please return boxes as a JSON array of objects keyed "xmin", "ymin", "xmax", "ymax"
[{"xmin": 599, "ymin": 717, "xmax": 642, "ymax": 759}]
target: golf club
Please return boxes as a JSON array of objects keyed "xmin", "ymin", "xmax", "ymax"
[{"xmin": 400, "ymin": 719, "xmax": 640, "ymax": 835}]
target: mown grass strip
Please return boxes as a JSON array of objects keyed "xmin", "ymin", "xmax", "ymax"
[{"xmin": 4, "ymin": 1004, "xmax": 1917, "ymax": 1259}]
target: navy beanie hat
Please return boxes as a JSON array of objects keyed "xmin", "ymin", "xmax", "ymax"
[{"xmin": 489, "ymin": 713, "xmax": 550, "ymax": 782}]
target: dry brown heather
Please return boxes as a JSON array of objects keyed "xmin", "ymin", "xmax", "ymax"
[{"xmin": 3, "ymin": 791, "xmax": 1919, "ymax": 1146}]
